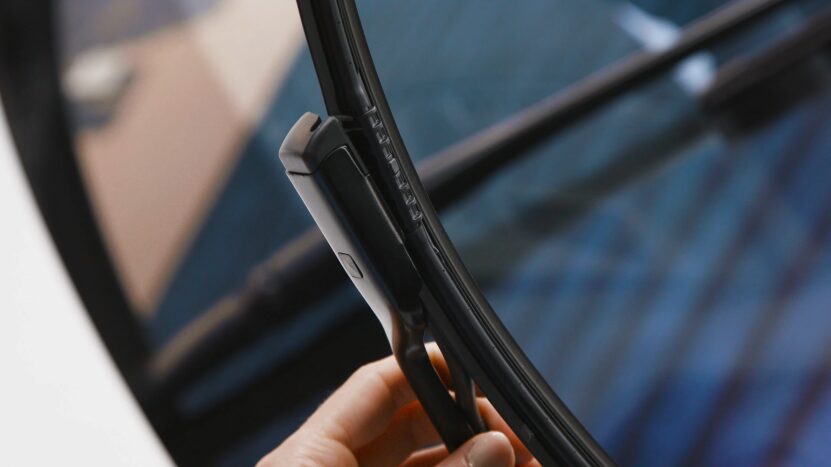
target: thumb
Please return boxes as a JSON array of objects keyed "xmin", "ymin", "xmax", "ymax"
[{"xmin": 437, "ymin": 432, "xmax": 515, "ymax": 467}]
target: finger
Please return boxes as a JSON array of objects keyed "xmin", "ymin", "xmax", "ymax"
[
  {"xmin": 354, "ymin": 401, "xmax": 442, "ymax": 467},
  {"xmin": 256, "ymin": 431, "xmax": 354, "ymax": 467},
  {"xmin": 399, "ymin": 436, "xmax": 537, "ymax": 467},
  {"xmin": 302, "ymin": 342, "xmax": 451, "ymax": 451},
  {"xmin": 436, "ymin": 432, "xmax": 514, "ymax": 467},
  {"xmin": 424, "ymin": 341, "xmax": 454, "ymax": 388},
  {"xmin": 302, "ymin": 353, "xmax": 414, "ymax": 450},
  {"xmin": 400, "ymin": 445, "xmax": 449, "ymax": 467},
  {"xmin": 355, "ymin": 392, "xmax": 537, "ymax": 466},
  {"xmin": 477, "ymin": 398, "xmax": 535, "ymax": 465}
]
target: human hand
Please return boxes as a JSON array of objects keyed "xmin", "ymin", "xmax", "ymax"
[{"xmin": 257, "ymin": 343, "xmax": 539, "ymax": 466}]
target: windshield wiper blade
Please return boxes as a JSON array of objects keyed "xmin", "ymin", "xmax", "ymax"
[{"xmin": 282, "ymin": 0, "xmax": 616, "ymax": 464}]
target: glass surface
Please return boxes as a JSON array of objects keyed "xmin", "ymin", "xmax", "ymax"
[
  {"xmin": 55, "ymin": 0, "xmax": 831, "ymax": 465},
  {"xmin": 360, "ymin": 1, "xmax": 831, "ymax": 465}
]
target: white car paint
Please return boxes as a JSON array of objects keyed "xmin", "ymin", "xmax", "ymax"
[{"xmin": 0, "ymin": 105, "xmax": 173, "ymax": 466}]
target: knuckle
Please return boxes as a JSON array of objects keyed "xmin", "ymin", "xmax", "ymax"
[{"xmin": 351, "ymin": 362, "xmax": 375, "ymax": 380}]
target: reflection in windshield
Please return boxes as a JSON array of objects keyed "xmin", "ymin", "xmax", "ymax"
[{"xmin": 59, "ymin": 0, "xmax": 303, "ymax": 314}]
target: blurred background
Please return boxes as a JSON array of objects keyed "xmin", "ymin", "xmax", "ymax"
[{"xmin": 7, "ymin": 0, "xmax": 830, "ymax": 464}]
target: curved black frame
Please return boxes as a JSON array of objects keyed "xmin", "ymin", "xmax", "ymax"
[
  {"xmin": 0, "ymin": 1, "xmax": 146, "ymax": 407},
  {"xmin": 0, "ymin": 0, "xmax": 175, "ymax": 455}
]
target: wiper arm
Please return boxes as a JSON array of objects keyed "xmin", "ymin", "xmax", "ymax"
[{"xmin": 418, "ymin": 0, "xmax": 791, "ymax": 206}]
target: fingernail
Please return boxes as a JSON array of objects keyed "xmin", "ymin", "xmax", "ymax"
[{"xmin": 465, "ymin": 432, "xmax": 513, "ymax": 467}]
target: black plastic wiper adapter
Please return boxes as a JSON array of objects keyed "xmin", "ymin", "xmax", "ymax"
[{"xmin": 280, "ymin": 112, "xmax": 482, "ymax": 449}]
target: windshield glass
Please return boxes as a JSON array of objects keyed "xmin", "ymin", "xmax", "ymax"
[{"xmin": 56, "ymin": 0, "xmax": 831, "ymax": 465}]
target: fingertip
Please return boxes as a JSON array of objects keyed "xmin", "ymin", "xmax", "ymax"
[{"xmin": 464, "ymin": 432, "xmax": 514, "ymax": 467}]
